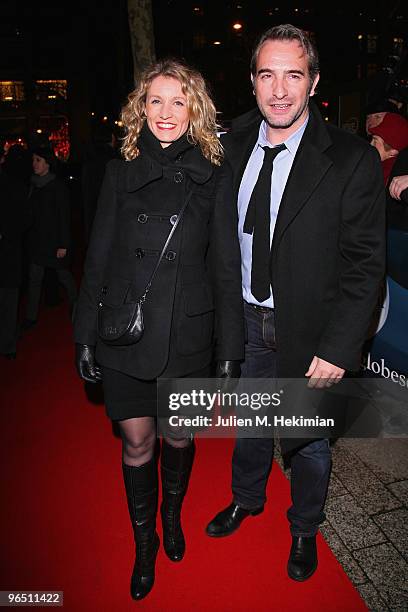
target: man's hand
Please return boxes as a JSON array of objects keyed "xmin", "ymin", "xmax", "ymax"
[
  {"xmin": 389, "ymin": 175, "xmax": 408, "ymax": 201},
  {"xmin": 305, "ymin": 356, "xmax": 345, "ymax": 389},
  {"xmin": 75, "ymin": 344, "xmax": 102, "ymax": 383},
  {"xmin": 56, "ymin": 248, "xmax": 67, "ymax": 258}
]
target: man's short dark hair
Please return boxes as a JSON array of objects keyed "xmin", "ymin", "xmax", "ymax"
[{"xmin": 250, "ymin": 24, "xmax": 320, "ymax": 84}]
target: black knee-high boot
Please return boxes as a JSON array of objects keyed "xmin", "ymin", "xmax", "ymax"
[
  {"xmin": 160, "ymin": 439, "xmax": 195, "ymax": 562},
  {"xmin": 122, "ymin": 459, "xmax": 160, "ymax": 600}
]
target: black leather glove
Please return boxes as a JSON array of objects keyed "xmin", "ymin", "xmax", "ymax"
[
  {"xmin": 215, "ymin": 360, "xmax": 241, "ymax": 379},
  {"xmin": 215, "ymin": 360, "xmax": 241, "ymax": 407},
  {"xmin": 75, "ymin": 344, "xmax": 102, "ymax": 383}
]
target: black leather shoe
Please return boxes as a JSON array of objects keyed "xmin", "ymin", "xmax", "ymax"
[
  {"xmin": 206, "ymin": 502, "xmax": 263, "ymax": 537},
  {"xmin": 287, "ymin": 535, "xmax": 317, "ymax": 581}
]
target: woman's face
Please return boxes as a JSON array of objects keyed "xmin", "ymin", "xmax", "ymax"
[
  {"xmin": 32, "ymin": 154, "xmax": 49, "ymax": 176},
  {"xmin": 144, "ymin": 76, "xmax": 190, "ymax": 147}
]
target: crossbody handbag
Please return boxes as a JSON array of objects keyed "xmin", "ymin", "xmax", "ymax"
[{"xmin": 97, "ymin": 191, "xmax": 192, "ymax": 346}]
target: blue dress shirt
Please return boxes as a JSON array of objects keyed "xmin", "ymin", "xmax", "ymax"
[{"xmin": 238, "ymin": 117, "xmax": 308, "ymax": 307}]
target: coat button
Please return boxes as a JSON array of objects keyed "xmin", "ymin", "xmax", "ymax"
[
  {"xmin": 174, "ymin": 171, "xmax": 184, "ymax": 183},
  {"xmin": 135, "ymin": 248, "xmax": 145, "ymax": 258},
  {"xmin": 170, "ymin": 214, "xmax": 178, "ymax": 225},
  {"xmin": 101, "ymin": 286, "xmax": 107, "ymax": 295},
  {"xmin": 166, "ymin": 251, "xmax": 176, "ymax": 261},
  {"xmin": 137, "ymin": 213, "xmax": 148, "ymax": 223}
]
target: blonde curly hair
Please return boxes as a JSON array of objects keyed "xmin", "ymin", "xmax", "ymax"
[{"xmin": 121, "ymin": 59, "xmax": 223, "ymax": 165}]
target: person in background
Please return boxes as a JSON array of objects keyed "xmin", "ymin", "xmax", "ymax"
[
  {"xmin": 368, "ymin": 115, "xmax": 408, "ymax": 231},
  {"xmin": 81, "ymin": 124, "xmax": 120, "ymax": 242},
  {"xmin": 368, "ymin": 112, "xmax": 408, "ymax": 185},
  {"xmin": 21, "ymin": 145, "xmax": 77, "ymax": 329},
  {"xmin": 0, "ymin": 145, "xmax": 32, "ymax": 358}
]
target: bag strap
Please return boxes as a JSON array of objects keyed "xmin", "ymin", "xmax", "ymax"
[{"xmin": 139, "ymin": 189, "xmax": 193, "ymax": 303}]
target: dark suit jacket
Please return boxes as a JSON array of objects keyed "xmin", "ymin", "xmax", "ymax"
[
  {"xmin": 74, "ymin": 135, "xmax": 245, "ymax": 380},
  {"xmin": 223, "ymin": 102, "xmax": 386, "ymax": 451}
]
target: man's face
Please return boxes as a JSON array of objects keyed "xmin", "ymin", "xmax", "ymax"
[{"xmin": 252, "ymin": 39, "xmax": 319, "ymax": 141}]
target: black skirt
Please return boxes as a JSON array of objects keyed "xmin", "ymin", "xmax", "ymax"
[{"xmin": 102, "ymin": 364, "xmax": 211, "ymax": 420}]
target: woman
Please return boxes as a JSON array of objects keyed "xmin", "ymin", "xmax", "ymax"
[
  {"xmin": 22, "ymin": 146, "xmax": 77, "ymax": 329},
  {"xmin": 74, "ymin": 59, "xmax": 244, "ymax": 600},
  {"xmin": 368, "ymin": 112, "xmax": 408, "ymax": 185}
]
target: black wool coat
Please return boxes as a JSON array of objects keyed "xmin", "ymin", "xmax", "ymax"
[
  {"xmin": 0, "ymin": 172, "xmax": 30, "ymax": 287},
  {"xmin": 74, "ymin": 126, "xmax": 245, "ymax": 380},
  {"xmin": 223, "ymin": 102, "xmax": 386, "ymax": 453},
  {"xmin": 28, "ymin": 176, "xmax": 72, "ymax": 269}
]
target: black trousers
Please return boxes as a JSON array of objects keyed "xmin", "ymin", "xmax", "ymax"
[
  {"xmin": 231, "ymin": 302, "xmax": 332, "ymax": 536},
  {"xmin": 25, "ymin": 262, "xmax": 77, "ymax": 321}
]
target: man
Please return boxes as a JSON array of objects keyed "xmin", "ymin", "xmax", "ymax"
[{"xmin": 206, "ymin": 24, "xmax": 385, "ymax": 581}]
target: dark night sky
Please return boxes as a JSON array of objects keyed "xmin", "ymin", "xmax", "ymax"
[{"xmin": 0, "ymin": 1, "xmax": 407, "ymax": 128}]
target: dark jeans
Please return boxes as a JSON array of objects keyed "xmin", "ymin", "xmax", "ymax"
[{"xmin": 232, "ymin": 301, "xmax": 331, "ymax": 536}]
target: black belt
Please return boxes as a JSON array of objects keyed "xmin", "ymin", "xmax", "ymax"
[{"xmin": 245, "ymin": 301, "xmax": 274, "ymax": 313}]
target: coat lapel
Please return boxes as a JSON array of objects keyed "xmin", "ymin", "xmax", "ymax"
[
  {"xmin": 271, "ymin": 102, "xmax": 333, "ymax": 254},
  {"xmin": 124, "ymin": 155, "xmax": 162, "ymax": 192}
]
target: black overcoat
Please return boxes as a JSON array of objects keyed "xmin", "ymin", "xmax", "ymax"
[
  {"xmin": 28, "ymin": 176, "xmax": 72, "ymax": 269},
  {"xmin": 74, "ymin": 128, "xmax": 245, "ymax": 380},
  {"xmin": 222, "ymin": 102, "xmax": 386, "ymax": 452}
]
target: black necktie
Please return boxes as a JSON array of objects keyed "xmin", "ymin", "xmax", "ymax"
[{"xmin": 243, "ymin": 143, "xmax": 286, "ymax": 302}]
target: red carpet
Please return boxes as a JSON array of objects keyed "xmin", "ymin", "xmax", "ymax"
[{"xmin": 0, "ymin": 303, "xmax": 367, "ymax": 611}]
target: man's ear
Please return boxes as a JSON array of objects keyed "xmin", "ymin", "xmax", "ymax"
[{"xmin": 309, "ymin": 73, "xmax": 320, "ymax": 97}]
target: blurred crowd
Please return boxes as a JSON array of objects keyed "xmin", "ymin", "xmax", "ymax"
[
  {"xmin": 0, "ymin": 105, "xmax": 407, "ymax": 361},
  {"xmin": 0, "ymin": 123, "xmax": 120, "ymax": 359}
]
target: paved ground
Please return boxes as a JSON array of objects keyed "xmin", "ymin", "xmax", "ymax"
[{"xmin": 276, "ymin": 438, "xmax": 408, "ymax": 611}]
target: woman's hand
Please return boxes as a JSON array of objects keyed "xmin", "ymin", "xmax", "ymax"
[
  {"xmin": 389, "ymin": 175, "xmax": 408, "ymax": 201},
  {"xmin": 56, "ymin": 248, "xmax": 67, "ymax": 258},
  {"xmin": 75, "ymin": 344, "xmax": 102, "ymax": 383}
]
